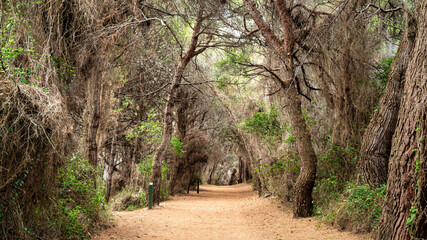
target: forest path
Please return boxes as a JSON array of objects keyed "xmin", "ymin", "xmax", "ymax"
[{"xmin": 94, "ymin": 184, "xmax": 370, "ymax": 240}]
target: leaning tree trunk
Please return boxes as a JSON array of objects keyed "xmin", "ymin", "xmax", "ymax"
[
  {"xmin": 358, "ymin": 17, "xmax": 416, "ymax": 187},
  {"xmin": 377, "ymin": 1, "xmax": 427, "ymax": 238},
  {"xmin": 149, "ymin": 8, "xmax": 209, "ymax": 206},
  {"xmin": 243, "ymin": 0, "xmax": 318, "ymax": 217}
]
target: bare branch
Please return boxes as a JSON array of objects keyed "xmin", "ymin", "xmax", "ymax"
[{"xmin": 358, "ymin": 3, "xmax": 402, "ymax": 14}]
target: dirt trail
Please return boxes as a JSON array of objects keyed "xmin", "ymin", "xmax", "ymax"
[{"xmin": 94, "ymin": 184, "xmax": 370, "ymax": 240}]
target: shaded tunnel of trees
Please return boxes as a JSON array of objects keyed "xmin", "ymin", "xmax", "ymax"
[{"xmin": 0, "ymin": 0, "xmax": 426, "ymax": 239}]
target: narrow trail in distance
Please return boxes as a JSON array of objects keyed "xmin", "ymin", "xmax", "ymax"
[{"xmin": 94, "ymin": 184, "xmax": 370, "ymax": 240}]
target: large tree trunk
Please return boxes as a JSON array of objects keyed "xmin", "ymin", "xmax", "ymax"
[
  {"xmin": 130, "ymin": 111, "xmax": 141, "ymax": 190},
  {"xmin": 358, "ymin": 18, "xmax": 416, "ymax": 187},
  {"xmin": 149, "ymin": 8, "xmax": 208, "ymax": 206},
  {"xmin": 284, "ymin": 81, "xmax": 317, "ymax": 217},
  {"xmin": 243, "ymin": 0, "xmax": 317, "ymax": 217},
  {"xmin": 377, "ymin": 1, "xmax": 427, "ymax": 238},
  {"xmin": 149, "ymin": 59, "xmax": 191, "ymax": 205},
  {"xmin": 168, "ymin": 89, "xmax": 189, "ymax": 194},
  {"xmin": 85, "ymin": 72, "xmax": 102, "ymax": 188}
]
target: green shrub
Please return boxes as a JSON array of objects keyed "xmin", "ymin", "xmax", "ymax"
[
  {"xmin": 312, "ymin": 142, "xmax": 386, "ymax": 233},
  {"xmin": 257, "ymin": 150, "xmax": 300, "ymax": 177},
  {"xmin": 244, "ymin": 104, "xmax": 282, "ymax": 137},
  {"xmin": 314, "ymin": 143, "xmax": 358, "ymax": 213},
  {"xmin": 317, "ymin": 142, "xmax": 358, "ymax": 182},
  {"xmin": 313, "ymin": 176, "xmax": 343, "ymax": 215},
  {"xmin": 55, "ymin": 155, "xmax": 108, "ymax": 239},
  {"xmin": 320, "ymin": 183, "xmax": 386, "ymax": 233}
]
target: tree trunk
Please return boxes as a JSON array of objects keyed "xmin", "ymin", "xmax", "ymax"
[
  {"xmin": 377, "ymin": 1, "xmax": 427, "ymax": 238},
  {"xmin": 85, "ymin": 73, "xmax": 102, "ymax": 188},
  {"xmin": 208, "ymin": 163, "xmax": 216, "ymax": 184},
  {"xmin": 168, "ymin": 89, "xmax": 188, "ymax": 194},
  {"xmin": 149, "ymin": 8, "xmax": 208, "ymax": 206},
  {"xmin": 284, "ymin": 82, "xmax": 317, "ymax": 217},
  {"xmin": 358, "ymin": 18, "xmax": 416, "ymax": 187},
  {"xmin": 105, "ymin": 113, "xmax": 119, "ymax": 202},
  {"xmin": 149, "ymin": 61, "xmax": 188, "ymax": 205},
  {"xmin": 130, "ymin": 113, "xmax": 140, "ymax": 190},
  {"xmin": 243, "ymin": 0, "xmax": 317, "ymax": 217}
]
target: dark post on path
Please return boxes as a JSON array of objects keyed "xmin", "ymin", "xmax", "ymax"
[
  {"xmin": 197, "ymin": 180, "xmax": 199, "ymax": 194},
  {"xmin": 148, "ymin": 182, "xmax": 153, "ymax": 209}
]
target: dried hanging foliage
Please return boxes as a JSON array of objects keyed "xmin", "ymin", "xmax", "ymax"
[
  {"xmin": 0, "ymin": 81, "xmax": 73, "ymax": 237},
  {"xmin": 308, "ymin": 0, "xmax": 382, "ymax": 146}
]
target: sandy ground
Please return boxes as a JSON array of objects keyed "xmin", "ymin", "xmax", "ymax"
[{"xmin": 94, "ymin": 184, "xmax": 371, "ymax": 240}]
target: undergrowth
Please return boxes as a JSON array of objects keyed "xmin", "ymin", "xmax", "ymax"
[
  {"xmin": 314, "ymin": 143, "xmax": 386, "ymax": 233},
  {"xmin": 318, "ymin": 183, "xmax": 386, "ymax": 233},
  {"xmin": 55, "ymin": 155, "xmax": 109, "ymax": 239},
  {"xmin": 110, "ymin": 189, "xmax": 147, "ymax": 211},
  {"xmin": 256, "ymin": 150, "xmax": 300, "ymax": 201},
  {"xmin": 0, "ymin": 154, "xmax": 110, "ymax": 239}
]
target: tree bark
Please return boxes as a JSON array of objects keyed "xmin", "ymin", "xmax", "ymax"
[
  {"xmin": 284, "ymin": 82, "xmax": 317, "ymax": 217},
  {"xmin": 149, "ymin": 7, "xmax": 209, "ymax": 206},
  {"xmin": 168, "ymin": 89, "xmax": 189, "ymax": 194},
  {"xmin": 377, "ymin": 1, "xmax": 427, "ymax": 238},
  {"xmin": 243, "ymin": 0, "xmax": 317, "ymax": 217},
  {"xmin": 358, "ymin": 18, "xmax": 416, "ymax": 187},
  {"xmin": 105, "ymin": 113, "xmax": 119, "ymax": 202},
  {"xmin": 85, "ymin": 72, "xmax": 102, "ymax": 188},
  {"xmin": 238, "ymin": 156, "xmax": 244, "ymax": 183}
]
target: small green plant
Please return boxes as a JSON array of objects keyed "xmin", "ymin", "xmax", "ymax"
[
  {"xmin": 50, "ymin": 54, "xmax": 77, "ymax": 85},
  {"xmin": 283, "ymin": 120, "xmax": 295, "ymax": 144},
  {"xmin": 406, "ymin": 205, "xmax": 417, "ymax": 230},
  {"xmin": 171, "ymin": 136, "xmax": 185, "ymax": 158},
  {"xmin": 115, "ymin": 96, "xmax": 134, "ymax": 112},
  {"xmin": 373, "ymin": 57, "xmax": 393, "ymax": 96}
]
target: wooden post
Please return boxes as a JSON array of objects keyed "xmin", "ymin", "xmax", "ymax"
[
  {"xmin": 197, "ymin": 180, "xmax": 199, "ymax": 194},
  {"xmin": 148, "ymin": 182, "xmax": 153, "ymax": 209}
]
